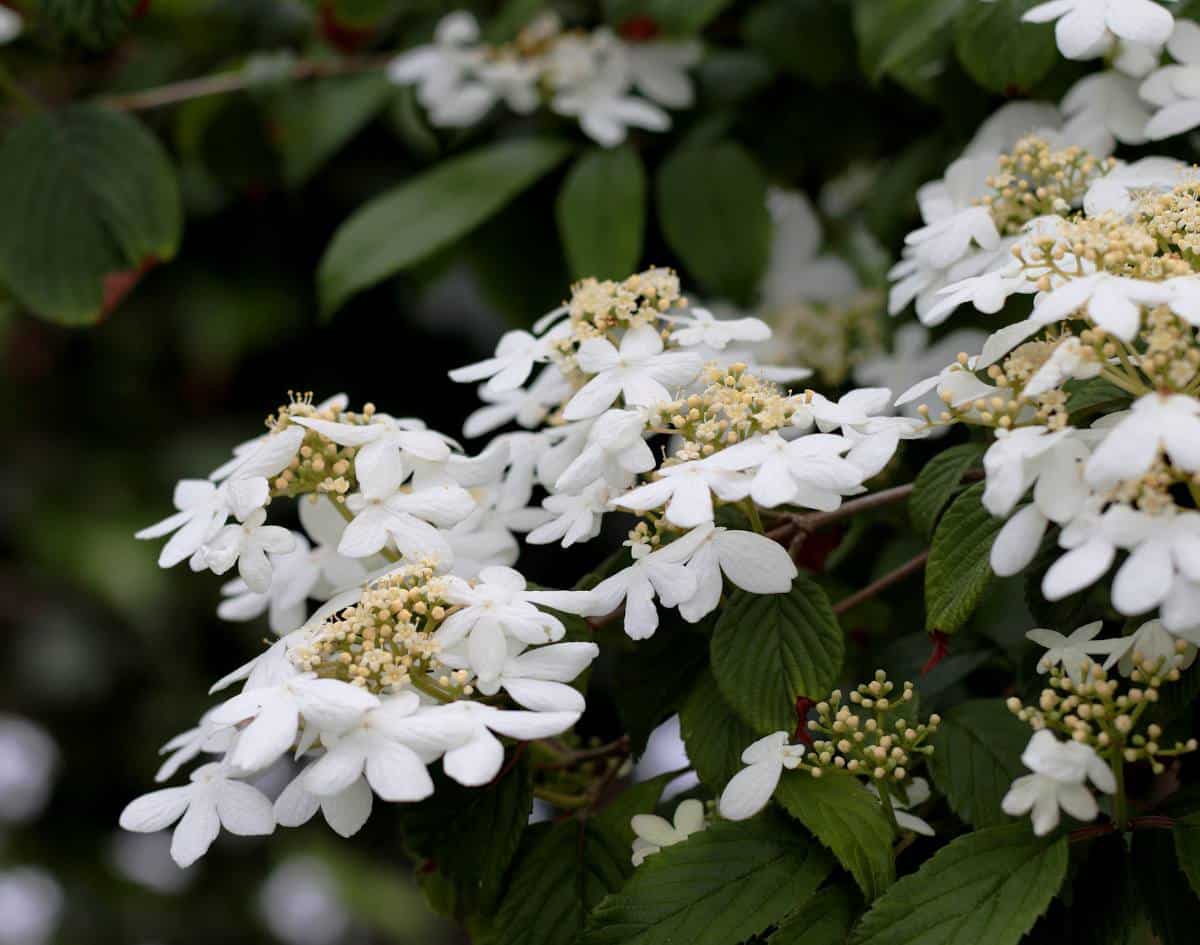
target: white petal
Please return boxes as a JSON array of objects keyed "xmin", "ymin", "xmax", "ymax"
[
  {"xmin": 322, "ymin": 778, "xmax": 374, "ymax": 837},
  {"xmin": 443, "ymin": 732, "xmax": 505, "ymax": 786},
  {"xmin": 718, "ymin": 761, "xmax": 782, "ymax": 821},
  {"xmin": 171, "ymin": 796, "xmax": 221, "ymax": 868},
  {"xmin": 365, "ymin": 739, "xmax": 434, "ymax": 802},
  {"xmin": 119, "ymin": 787, "xmax": 191, "ymax": 832},
  {"xmin": 214, "ymin": 780, "xmax": 275, "ymax": 836},
  {"xmin": 715, "ymin": 530, "xmax": 797, "ymax": 594}
]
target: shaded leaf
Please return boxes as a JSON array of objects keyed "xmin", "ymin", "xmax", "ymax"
[
  {"xmin": 929, "ymin": 699, "xmax": 1029, "ymax": 828},
  {"xmin": 954, "ymin": 0, "xmax": 1058, "ymax": 95},
  {"xmin": 925, "ymin": 483, "xmax": 1003, "ymax": 634},
  {"xmin": 909, "ymin": 443, "xmax": 984, "ymax": 540},
  {"xmin": 557, "ymin": 145, "xmax": 646, "ymax": 280},
  {"xmin": 1132, "ymin": 824, "xmax": 1200, "ymax": 945},
  {"xmin": 678, "ymin": 668, "xmax": 759, "ymax": 790},
  {"xmin": 769, "ymin": 883, "xmax": 861, "ymax": 945}
]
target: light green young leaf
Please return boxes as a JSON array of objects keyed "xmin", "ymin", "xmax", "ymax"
[
  {"xmin": 925, "ymin": 482, "xmax": 1004, "ymax": 634},
  {"xmin": 775, "ymin": 770, "xmax": 896, "ymax": 902},
  {"xmin": 0, "ymin": 105, "xmax": 182, "ymax": 326},
  {"xmin": 581, "ymin": 815, "xmax": 832, "ymax": 945},
  {"xmin": 556, "ymin": 146, "xmax": 646, "ymax": 280},
  {"xmin": 929, "ymin": 699, "xmax": 1030, "ymax": 828},
  {"xmin": 711, "ymin": 580, "xmax": 843, "ymax": 734},
  {"xmin": 848, "ymin": 824, "xmax": 1067, "ymax": 945},
  {"xmin": 318, "ymin": 137, "xmax": 572, "ymax": 317}
]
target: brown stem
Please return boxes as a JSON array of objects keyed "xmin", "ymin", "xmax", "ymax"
[
  {"xmin": 1130, "ymin": 815, "xmax": 1176, "ymax": 831},
  {"xmin": 833, "ymin": 550, "xmax": 930, "ymax": 616},
  {"xmin": 536, "ymin": 736, "xmax": 631, "ymax": 771},
  {"xmin": 587, "ymin": 606, "xmax": 624, "ymax": 631},
  {"xmin": 98, "ymin": 55, "xmax": 391, "ymax": 112}
]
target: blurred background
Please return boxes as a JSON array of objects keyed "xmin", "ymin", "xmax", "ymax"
[{"xmin": 0, "ymin": 0, "xmax": 1034, "ymax": 942}]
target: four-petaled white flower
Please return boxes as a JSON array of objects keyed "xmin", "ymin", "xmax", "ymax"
[
  {"xmin": 612, "ymin": 459, "xmax": 751, "ymax": 529},
  {"xmin": 631, "ymin": 799, "xmax": 706, "ymax": 866},
  {"xmin": 439, "ymin": 640, "xmax": 600, "ymax": 711},
  {"xmin": 667, "ymin": 309, "xmax": 771, "ymax": 350},
  {"xmin": 1002, "ymin": 730, "xmax": 1116, "ymax": 836},
  {"xmin": 293, "ymin": 415, "xmax": 451, "ymax": 497},
  {"xmin": 1026, "ymin": 621, "xmax": 1126, "ymax": 684},
  {"xmin": 119, "ymin": 763, "xmax": 275, "ymax": 868},
  {"xmin": 526, "ymin": 481, "xmax": 611, "ymax": 548},
  {"xmin": 449, "ymin": 330, "xmax": 549, "ymax": 394},
  {"xmin": 588, "ymin": 538, "xmax": 699, "ymax": 640},
  {"xmin": 137, "ymin": 477, "xmax": 268, "ymax": 568},
  {"xmin": 554, "ymin": 409, "xmax": 655, "ymax": 493},
  {"xmin": 1086, "ymin": 393, "xmax": 1200, "ymax": 488},
  {"xmin": 564, "ymin": 325, "xmax": 703, "ymax": 420},
  {"xmin": 673, "ymin": 524, "xmax": 798, "ymax": 623},
  {"xmin": 192, "ymin": 508, "xmax": 297, "ymax": 594},
  {"xmin": 704, "ymin": 432, "xmax": 864, "ymax": 510},
  {"xmin": 1024, "ymin": 0, "xmax": 1173, "ymax": 62},
  {"xmin": 1031, "ymin": 272, "xmax": 1168, "ymax": 341},
  {"xmin": 1142, "ymin": 20, "xmax": 1200, "ymax": 139},
  {"xmin": 718, "ymin": 732, "xmax": 806, "ymax": 821}
]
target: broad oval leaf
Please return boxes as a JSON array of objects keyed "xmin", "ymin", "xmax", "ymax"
[
  {"xmin": 775, "ymin": 770, "xmax": 896, "ymax": 902},
  {"xmin": 557, "ymin": 145, "xmax": 646, "ymax": 280},
  {"xmin": 929, "ymin": 699, "xmax": 1030, "ymax": 828},
  {"xmin": 953, "ymin": 0, "xmax": 1058, "ymax": 95},
  {"xmin": 909, "ymin": 442, "xmax": 984, "ymax": 540},
  {"xmin": 318, "ymin": 137, "xmax": 572, "ymax": 317},
  {"xmin": 848, "ymin": 824, "xmax": 1067, "ymax": 945},
  {"xmin": 679, "ymin": 668, "xmax": 760, "ymax": 790},
  {"xmin": 656, "ymin": 141, "xmax": 770, "ymax": 304},
  {"xmin": 0, "ymin": 105, "xmax": 182, "ymax": 325},
  {"xmin": 581, "ymin": 815, "xmax": 832, "ymax": 945},
  {"xmin": 711, "ymin": 579, "xmax": 844, "ymax": 734},
  {"xmin": 925, "ymin": 482, "xmax": 1003, "ymax": 634}
]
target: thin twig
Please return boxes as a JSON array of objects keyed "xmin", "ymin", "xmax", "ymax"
[
  {"xmin": 587, "ymin": 606, "xmax": 624, "ymax": 631},
  {"xmin": 833, "ymin": 550, "xmax": 930, "ymax": 615},
  {"xmin": 536, "ymin": 736, "xmax": 631, "ymax": 771},
  {"xmin": 766, "ymin": 483, "xmax": 917, "ymax": 542},
  {"xmin": 98, "ymin": 55, "xmax": 391, "ymax": 112}
]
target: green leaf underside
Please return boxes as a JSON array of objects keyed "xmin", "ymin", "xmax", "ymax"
[
  {"xmin": 929, "ymin": 699, "xmax": 1030, "ymax": 828},
  {"xmin": 711, "ymin": 579, "xmax": 844, "ymax": 734},
  {"xmin": 775, "ymin": 770, "xmax": 896, "ymax": 902},
  {"xmin": 909, "ymin": 443, "xmax": 985, "ymax": 540},
  {"xmin": 925, "ymin": 482, "xmax": 1003, "ymax": 633},
  {"xmin": 848, "ymin": 824, "xmax": 1068, "ymax": 945},
  {"xmin": 0, "ymin": 105, "xmax": 182, "ymax": 325},
  {"xmin": 557, "ymin": 145, "xmax": 647, "ymax": 281},
  {"xmin": 581, "ymin": 815, "xmax": 832, "ymax": 945},
  {"xmin": 679, "ymin": 667, "xmax": 760, "ymax": 789},
  {"xmin": 318, "ymin": 137, "xmax": 572, "ymax": 316}
]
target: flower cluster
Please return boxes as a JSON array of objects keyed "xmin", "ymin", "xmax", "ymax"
[{"xmin": 387, "ymin": 11, "xmax": 701, "ymax": 147}]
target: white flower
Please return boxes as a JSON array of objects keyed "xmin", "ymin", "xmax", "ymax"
[
  {"xmin": 554, "ymin": 408, "xmax": 654, "ymax": 493},
  {"xmin": 895, "ymin": 357, "xmax": 1000, "ymax": 413},
  {"xmin": 386, "ymin": 13, "xmax": 500, "ymax": 127},
  {"xmin": 292, "ymin": 415, "xmax": 451, "ymax": 497},
  {"xmin": 1061, "ymin": 70, "xmax": 1153, "ymax": 148},
  {"xmin": 1002, "ymin": 730, "xmax": 1115, "ymax": 836},
  {"xmin": 209, "ymin": 424, "xmax": 307, "ymax": 484},
  {"xmin": 526, "ymin": 481, "xmax": 611, "ymax": 548},
  {"xmin": 791, "ymin": 387, "xmax": 893, "ymax": 434},
  {"xmin": 274, "ymin": 769, "xmax": 374, "ymax": 839},
  {"xmin": 209, "ymin": 673, "xmax": 380, "ymax": 773},
  {"xmin": 1024, "ymin": 0, "xmax": 1173, "ymax": 62},
  {"xmin": 1142, "ymin": 20, "xmax": 1200, "ymax": 139},
  {"xmin": 718, "ymin": 732, "xmax": 806, "ymax": 821},
  {"xmin": 674, "ymin": 524, "xmax": 798, "ymax": 623},
  {"xmin": 1026, "ymin": 621, "xmax": 1126, "ymax": 683},
  {"xmin": 449, "ymin": 330, "xmax": 549, "ymax": 394},
  {"xmin": 631, "ymin": 798, "xmax": 706, "ymax": 866},
  {"xmin": 1110, "ymin": 511, "xmax": 1200, "ymax": 617},
  {"xmin": 866, "ymin": 778, "xmax": 935, "ymax": 836},
  {"xmin": 549, "ymin": 45, "xmax": 671, "ymax": 147},
  {"xmin": 1031, "ymin": 272, "xmax": 1168, "ymax": 341},
  {"xmin": 136, "ymin": 477, "xmax": 268, "ymax": 568},
  {"xmin": 668, "ymin": 308, "xmax": 771, "ymax": 350},
  {"xmin": 564, "ymin": 325, "xmax": 703, "ymax": 419},
  {"xmin": 1086, "ymin": 393, "xmax": 1200, "ymax": 487},
  {"xmin": 0, "ymin": 7, "xmax": 22, "ymax": 45},
  {"xmin": 119, "ymin": 763, "xmax": 275, "ymax": 868},
  {"xmin": 435, "ymin": 566, "xmax": 595, "ymax": 688},
  {"xmin": 703, "ymin": 432, "xmax": 864, "ymax": 510},
  {"xmin": 338, "ymin": 468, "xmax": 473, "ymax": 563},
  {"xmin": 588, "ymin": 538, "xmax": 699, "ymax": 640},
  {"xmin": 439, "ymin": 640, "xmax": 600, "ymax": 710},
  {"xmin": 855, "ymin": 323, "xmax": 989, "ymax": 421},
  {"xmin": 623, "ymin": 39, "xmax": 702, "ymax": 109},
  {"xmin": 612, "ymin": 459, "xmax": 751, "ymax": 528},
  {"xmin": 1104, "ymin": 618, "xmax": 1197, "ymax": 675},
  {"xmin": 1085, "ymin": 156, "xmax": 1189, "ymax": 218},
  {"xmin": 463, "ymin": 368, "xmax": 573, "ymax": 439},
  {"xmin": 761, "ymin": 190, "xmax": 860, "ymax": 308},
  {"xmin": 154, "ymin": 709, "xmax": 237, "ymax": 784},
  {"xmin": 191, "ymin": 509, "xmax": 297, "ymax": 594}
]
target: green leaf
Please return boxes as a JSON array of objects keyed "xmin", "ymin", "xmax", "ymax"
[
  {"xmin": 679, "ymin": 667, "xmax": 760, "ymax": 790},
  {"xmin": 0, "ymin": 105, "xmax": 182, "ymax": 325},
  {"xmin": 1133, "ymin": 824, "xmax": 1200, "ymax": 945},
  {"xmin": 925, "ymin": 482, "xmax": 1004, "ymax": 634},
  {"xmin": 1175, "ymin": 813, "xmax": 1200, "ymax": 900},
  {"xmin": 854, "ymin": 0, "xmax": 966, "ymax": 83},
  {"xmin": 581, "ymin": 815, "xmax": 832, "ymax": 945},
  {"xmin": 1064, "ymin": 377, "xmax": 1133, "ymax": 422},
  {"xmin": 743, "ymin": 0, "xmax": 855, "ymax": 86},
  {"xmin": 318, "ymin": 137, "xmax": 571, "ymax": 317},
  {"xmin": 556, "ymin": 146, "xmax": 646, "ymax": 281},
  {"xmin": 656, "ymin": 142, "xmax": 770, "ymax": 304},
  {"xmin": 594, "ymin": 773, "xmax": 678, "ymax": 849},
  {"xmin": 909, "ymin": 443, "xmax": 985, "ymax": 540},
  {"xmin": 769, "ymin": 884, "xmax": 861, "ymax": 945},
  {"xmin": 775, "ymin": 770, "xmax": 896, "ymax": 902},
  {"xmin": 929, "ymin": 699, "xmax": 1030, "ymax": 828},
  {"xmin": 399, "ymin": 754, "xmax": 532, "ymax": 916},
  {"xmin": 953, "ymin": 0, "xmax": 1058, "ymax": 95},
  {"xmin": 271, "ymin": 74, "xmax": 393, "ymax": 187},
  {"xmin": 711, "ymin": 579, "xmax": 844, "ymax": 734},
  {"xmin": 615, "ymin": 616, "xmax": 711, "ymax": 756},
  {"xmin": 1067, "ymin": 834, "xmax": 1149, "ymax": 945},
  {"xmin": 36, "ymin": 0, "xmax": 138, "ymax": 49},
  {"xmin": 849, "ymin": 824, "xmax": 1068, "ymax": 945},
  {"xmin": 493, "ymin": 818, "xmax": 630, "ymax": 945}
]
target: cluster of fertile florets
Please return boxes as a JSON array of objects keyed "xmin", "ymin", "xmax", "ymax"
[
  {"xmin": 983, "ymin": 136, "xmax": 1115, "ymax": 235},
  {"xmin": 292, "ymin": 561, "xmax": 452, "ymax": 695},
  {"xmin": 268, "ymin": 394, "xmax": 360, "ymax": 500},
  {"xmin": 1009, "ymin": 657, "xmax": 1197, "ymax": 776},
  {"xmin": 804, "ymin": 673, "xmax": 939, "ymax": 784}
]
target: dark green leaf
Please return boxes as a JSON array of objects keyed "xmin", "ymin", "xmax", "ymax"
[
  {"xmin": 1064, "ymin": 377, "xmax": 1133, "ymax": 421},
  {"xmin": 1066, "ymin": 834, "xmax": 1149, "ymax": 945},
  {"xmin": 581, "ymin": 815, "xmax": 833, "ymax": 945},
  {"xmin": 0, "ymin": 105, "xmax": 182, "ymax": 325},
  {"xmin": 656, "ymin": 142, "xmax": 770, "ymax": 304},
  {"xmin": 711, "ymin": 579, "xmax": 844, "ymax": 734},
  {"xmin": 775, "ymin": 770, "xmax": 896, "ymax": 902},
  {"xmin": 769, "ymin": 883, "xmax": 861, "ymax": 945},
  {"xmin": 271, "ymin": 74, "xmax": 393, "ymax": 187},
  {"xmin": 493, "ymin": 818, "xmax": 630, "ymax": 945},
  {"xmin": 1133, "ymin": 823, "xmax": 1200, "ymax": 945},
  {"xmin": 743, "ymin": 0, "xmax": 855, "ymax": 86},
  {"xmin": 556, "ymin": 146, "xmax": 646, "ymax": 280},
  {"xmin": 848, "ymin": 824, "xmax": 1068, "ymax": 945},
  {"xmin": 929, "ymin": 699, "xmax": 1030, "ymax": 828},
  {"xmin": 909, "ymin": 443, "xmax": 985, "ymax": 540},
  {"xmin": 854, "ymin": 0, "xmax": 966, "ymax": 83},
  {"xmin": 926, "ymin": 483, "xmax": 1004, "ymax": 634},
  {"xmin": 594, "ymin": 773, "xmax": 678, "ymax": 849},
  {"xmin": 318, "ymin": 137, "xmax": 571, "ymax": 317},
  {"xmin": 400, "ymin": 754, "xmax": 533, "ymax": 916},
  {"xmin": 37, "ymin": 0, "xmax": 138, "ymax": 49},
  {"xmin": 1175, "ymin": 812, "xmax": 1200, "ymax": 900},
  {"xmin": 679, "ymin": 668, "xmax": 760, "ymax": 790},
  {"xmin": 953, "ymin": 0, "xmax": 1058, "ymax": 95}
]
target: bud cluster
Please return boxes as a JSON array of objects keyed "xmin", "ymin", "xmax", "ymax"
[
  {"xmin": 983, "ymin": 136, "xmax": 1114, "ymax": 235},
  {"xmin": 268, "ymin": 394, "xmax": 362, "ymax": 500}
]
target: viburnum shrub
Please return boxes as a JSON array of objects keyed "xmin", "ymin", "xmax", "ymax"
[{"xmin": 13, "ymin": 0, "xmax": 1200, "ymax": 943}]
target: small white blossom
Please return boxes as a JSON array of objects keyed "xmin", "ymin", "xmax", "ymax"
[
  {"xmin": 1002, "ymin": 730, "xmax": 1115, "ymax": 836},
  {"xmin": 631, "ymin": 799, "xmax": 706, "ymax": 866},
  {"xmin": 718, "ymin": 732, "xmax": 806, "ymax": 821},
  {"xmin": 564, "ymin": 325, "xmax": 703, "ymax": 420},
  {"xmin": 1024, "ymin": 0, "xmax": 1173, "ymax": 63},
  {"xmin": 674, "ymin": 523, "xmax": 798, "ymax": 623},
  {"xmin": 1026, "ymin": 621, "xmax": 1126, "ymax": 683},
  {"xmin": 191, "ymin": 509, "xmax": 297, "ymax": 594}
]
